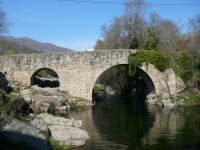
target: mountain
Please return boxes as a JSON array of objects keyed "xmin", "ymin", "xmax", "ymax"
[
  {"xmin": 2, "ymin": 36, "xmax": 73, "ymax": 53},
  {"xmin": 0, "ymin": 39, "xmax": 41, "ymax": 55}
]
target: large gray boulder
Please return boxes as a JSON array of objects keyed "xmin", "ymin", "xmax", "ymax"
[
  {"xmin": 1, "ymin": 117, "xmax": 50, "ymax": 150},
  {"xmin": 31, "ymin": 116, "xmax": 51, "ymax": 136},
  {"xmin": 38, "ymin": 113, "xmax": 89, "ymax": 147}
]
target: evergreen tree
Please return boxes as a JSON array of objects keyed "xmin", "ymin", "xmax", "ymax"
[
  {"xmin": 143, "ymin": 26, "xmax": 159, "ymax": 50},
  {"xmin": 129, "ymin": 38, "xmax": 138, "ymax": 49}
]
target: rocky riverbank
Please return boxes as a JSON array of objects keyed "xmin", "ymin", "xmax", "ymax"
[
  {"xmin": 0, "ymin": 73, "xmax": 90, "ymax": 149},
  {"xmin": 145, "ymin": 90, "xmax": 200, "ymax": 107},
  {"xmin": 0, "ymin": 113, "xmax": 89, "ymax": 149}
]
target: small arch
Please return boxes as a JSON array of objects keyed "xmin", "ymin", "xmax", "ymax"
[{"xmin": 31, "ymin": 68, "xmax": 59, "ymax": 88}]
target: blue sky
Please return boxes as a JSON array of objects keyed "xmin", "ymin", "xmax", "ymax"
[{"xmin": 2, "ymin": 0, "xmax": 200, "ymax": 50}]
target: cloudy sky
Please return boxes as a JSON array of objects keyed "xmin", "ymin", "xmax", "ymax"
[{"xmin": 2, "ymin": 0, "xmax": 200, "ymax": 50}]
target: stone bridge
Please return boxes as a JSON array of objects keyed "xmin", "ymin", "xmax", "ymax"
[{"xmin": 0, "ymin": 49, "xmax": 185, "ymax": 101}]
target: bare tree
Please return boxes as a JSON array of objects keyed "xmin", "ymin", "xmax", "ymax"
[
  {"xmin": 149, "ymin": 12, "xmax": 163, "ymax": 36},
  {"xmin": 0, "ymin": 0, "xmax": 13, "ymax": 55},
  {"xmin": 123, "ymin": 0, "xmax": 150, "ymax": 48},
  {"xmin": 187, "ymin": 13, "xmax": 200, "ymax": 97},
  {"xmin": 93, "ymin": 39, "xmax": 105, "ymax": 50},
  {"xmin": 0, "ymin": 0, "xmax": 12, "ymax": 36},
  {"xmin": 99, "ymin": 0, "xmax": 150, "ymax": 50},
  {"xmin": 188, "ymin": 12, "xmax": 200, "ymax": 31},
  {"xmin": 101, "ymin": 16, "xmax": 130, "ymax": 49}
]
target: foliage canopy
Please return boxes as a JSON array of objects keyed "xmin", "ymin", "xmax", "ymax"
[
  {"xmin": 143, "ymin": 26, "xmax": 159, "ymax": 50},
  {"xmin": 128, "ymin": 50, "xmax": 198, "ymax": 83}
]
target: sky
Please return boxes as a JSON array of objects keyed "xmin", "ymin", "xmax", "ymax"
[{"xmin": 2, "ymin": 0, "xmax": 200, "ymax": 51}]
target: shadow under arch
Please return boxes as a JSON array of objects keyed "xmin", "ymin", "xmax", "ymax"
[
  {"xmin": 30, "ymin": 68, "xmax": 59, "ymax": 88},
  {"xmin": 136, "ymin": 67, "xmax": 156, "ymax": 96},
  {"xmin": 91, "ymin": 64, "xmax": 156, "ymax": 101}
]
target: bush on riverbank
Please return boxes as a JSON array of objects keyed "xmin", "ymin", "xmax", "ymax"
[{"xmin": 0, "ymin": 91, "xmax": 32, "ymax": 122}]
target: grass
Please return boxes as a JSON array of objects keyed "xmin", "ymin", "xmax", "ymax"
[
  {"xmin": 32, "ymin": 90, "xmax": 38, "ymax": 96},
  {"xmin": 49, "ymin": 137, "xmax": 77, "ymax": 150},
  {"xmin": 176, "ymin": 93, "xmax": 200, "ymax": 106},
  {"xmin": 32, "ymin": 101, "xmax": 36, "ymax": 106},
  {"xmin": 47, "ymin": 123, "xmax": 53, "ymax": 126}
]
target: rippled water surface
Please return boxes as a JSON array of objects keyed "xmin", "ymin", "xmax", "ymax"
[{"xmin": 54, "ymin": 95, "xmax": 200, "ymax": 150}]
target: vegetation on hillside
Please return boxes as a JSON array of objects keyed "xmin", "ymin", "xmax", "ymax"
[{"xmin": 0, "ymin": 39, "xmax": 41, "ymax": 55}]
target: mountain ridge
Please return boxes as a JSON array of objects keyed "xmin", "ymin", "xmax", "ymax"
[{"xmin": 2, "ymin": 36, "xmax": 73, "ymax": 53}]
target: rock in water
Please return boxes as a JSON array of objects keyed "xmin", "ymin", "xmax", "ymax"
[
  {"xmin": 31, "ymin": 116, "xmax": 51, "ymax": 136},
  {"xmin": 38, "ymin": 113, "xmax": 89, "ymax": 147},
  {"xmin": 1, "ymin": 117, "xmax": 50, "ymax": 150},
  {"xmin": 162, "ymin": 99, "xmax": 175, "ymax": 107}
]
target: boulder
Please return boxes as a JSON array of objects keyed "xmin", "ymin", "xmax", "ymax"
[
  {"xmin": 146, "ymin": 94, "xmax": 157, "ymax": 104},
  {"xmin": 1, "ymin": 117, "xmax": 50, "ymax": 150},
  {"xmin": 31, "ymin": 116, "xmax": 51, "ymax": 136},
  {"xmin": 104, "ymin": 86, "xmax": 117, "ymax": 95},
  {"xmin": 73, "ymin": 120, "xmax": 83, "ymax": 128},
  {"xmin": 21, "ymin": 94, "xmax": 32, "ymax": 103},
  {"xmin": 40, "ymin": 103, "xmax": 51, "ymax": 112},
  {"xmin": 162, "ymin": 99, "xmax": 175, "ymax": 107},
  {"xmin": 58, "ymin": 106, "xmax": 67, "ymax": 110},
  {"xmin": 38, "ymin": 113, "xmax": 89, "ymax": 147},
  {"xmin": 162, "ymin": 92, "xmax": 170, "ymax": 99}
]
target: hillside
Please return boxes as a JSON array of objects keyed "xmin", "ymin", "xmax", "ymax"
[
  {"xmin": 0, "ymin": 39, "xmax": 41, "ymax": 55},
  {"xmin": 2, "ymin": 36, "xmax": 73, "ymax": 52}
]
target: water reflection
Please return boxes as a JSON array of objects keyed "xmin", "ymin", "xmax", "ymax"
[{"xmin": 53, "ymin": 95, "xmax": 200, "ymax": 150}]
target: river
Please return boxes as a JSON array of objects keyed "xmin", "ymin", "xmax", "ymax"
[{"xmin": 53, "ymin": 94, "xmax": 200, "ymax": 150}]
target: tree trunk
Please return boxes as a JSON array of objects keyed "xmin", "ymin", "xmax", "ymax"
[{"xmin": 165, "ymin": 69, "xmax": 171, "ymax": 98}]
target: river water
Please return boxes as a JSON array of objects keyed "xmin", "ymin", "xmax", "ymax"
[{"xmin": 53, "ymin": 94, "xmax": 200, "ymax": 150}]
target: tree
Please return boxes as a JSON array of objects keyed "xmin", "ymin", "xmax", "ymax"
[
  {"xmin": 143, "ymin": 26, "xmax": 159, "ymax": 50},
  {"xmin": 187, "ymin": 13, "xmax": 200, "ymax": 54},
  {"xmin": 158, "ymin": 19, "xmax": 183, "ymax": 105},
  {"xmin": 98, "ymin": 0, "xmax": 150, "ymax": 49},
  {"xmin": 129, "ymin": 37, "xmax": 138, "ymax": 49},
  {"xmin": 0, "ymin": 0, "xmax": 12, "ymax": 55},
  {"xmin": 0, "ymin": 0, "xmax": 12, "ymax": 36},
  {"xmin": 187, "ymin": 13, "xmax": 200, "ymax": 97},
  {"xmin": 93, "ymin": 39, "xmax": 105, "ymax": 50},
  {"xmin": 124, "ymin": 0, "xmax": 150, "ymax": 48}
]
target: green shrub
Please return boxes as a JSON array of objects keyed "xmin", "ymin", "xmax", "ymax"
[
  {"xmin": 0, "ymin": 92, "xmax": 31, "ymax": 119},
  {"xmin": 49, "ymin": 102, "xmax": 56, "ymax": 112},
  {"xmin": 128, "ymin": 50, "xmax": 197, "ymax": 83}
]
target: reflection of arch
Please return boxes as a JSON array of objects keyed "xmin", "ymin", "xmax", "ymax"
[
  {"xmin": 30, "ymin": 68, "xmax": 59, "ymax": 86},
  {"xmin": 91, "ymin": 64, "xmax": 156, "ymax": 100}
]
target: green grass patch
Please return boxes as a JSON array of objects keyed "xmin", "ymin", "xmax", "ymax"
[
  {"xmin": 176, "ymin": 93, "xmax": 199, "ymax": 106},
  {"xmin": 47, "ymin": 123, "xmax": 53, "ymax": 126},
  {"xmin": 49, "ymin": 137, "xmax": 77, "ymax": 150}
]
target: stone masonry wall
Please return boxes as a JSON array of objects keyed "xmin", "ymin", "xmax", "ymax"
[{"xmin": 0, "ymin": 49, "xmax": 185, "ymax": 101}]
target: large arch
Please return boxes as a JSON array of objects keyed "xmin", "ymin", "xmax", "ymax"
[
  {"xmin": 30, "ymin": 68, "xmax": 59, "ymax": 87},
  {"xmin": 90, "ymin": 64, "xmax": 156, "ymax": 100}
]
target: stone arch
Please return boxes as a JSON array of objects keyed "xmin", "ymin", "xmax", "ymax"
[
  {"xmin": 90, "ymin": 64, "xmax": 156, "ymax": 100},
  {"xmin": 30, "ymin": 68, "xmax": 59, "ymax": 87}
]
